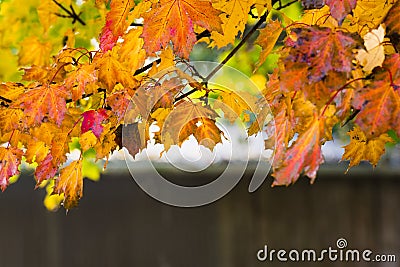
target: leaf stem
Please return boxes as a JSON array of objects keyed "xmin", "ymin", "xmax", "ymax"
[
  {"xmin": 6, "ymin": 129, "xmax": 16, "ymax": 148},
  {"xmin": 320, "ymin": 77, "xmax": 365, "ymax": 118},
  {"xmin": 52, "ymin": 0, "xmax": 86, "ymax": 26}
]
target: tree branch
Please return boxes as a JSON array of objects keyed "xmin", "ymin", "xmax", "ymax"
[
  {"xmin": 133, "ymin": 58, "xmax": 161, "ymax": 76},
  {"xmin": 53, "ymin": 0, "xmax": 86, "ymax": 26},
  {"xmin": 174, "ymin": 12, "xmax": 268, "ymax": 103}
]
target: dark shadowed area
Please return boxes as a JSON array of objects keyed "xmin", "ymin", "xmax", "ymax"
[{"xmin": 0, "ymin": 164, "xmax": 399, "ymax": 267}]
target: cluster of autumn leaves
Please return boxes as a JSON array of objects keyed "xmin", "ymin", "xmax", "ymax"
[{"xmin": 0, "ymin": 0, "xmax": 399, "ymax": 210}]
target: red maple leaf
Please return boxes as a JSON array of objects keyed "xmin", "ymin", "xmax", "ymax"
[
  {"xmin": 0, "ymin": 147, "xmax": 23, "ymax": 191},
  {"xmin": 326, "ymin": 0, "xmax": 357, "ymax": 24},
  {"xmin": 285, "ymin": 26, "xmax": 360, "ymax": 82},
  {"xmin": 81, "ymin": 109, "xmax": 109, "ymax": 138}
]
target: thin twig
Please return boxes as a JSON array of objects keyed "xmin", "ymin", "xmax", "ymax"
[
  {"xmin": 175, "ymin": 12, "xmax": 268, "ymax": 103},
  {"xmin": 53, "ymin": 0, "xmax": 86, "ymax": 26}
]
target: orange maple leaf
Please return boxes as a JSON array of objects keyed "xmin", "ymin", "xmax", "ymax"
[
  {"xmin": 161, "ymin": 101, "xmax": 219, "ymax": 149},
  {"xmin": 272, "ymin": 115, "xmax": 323, "ymax": 186},
  {"xmin": 353, "ymin": 54, "xmax": 400, "ymax": 137},
  {"xmin": 194, "ymin": 118, "xmax": 222, "ymax": 150},
  {"xmin": 255, "ymin": 19, "xmax": 283, "ymax": 70},
  {"xmin": 141, "ymin": 0, "xmax": 223, "ymax": 58},
  {"xmin": 14, "ymin": 83, "xmax": 68, "ymax": 126},
  {"xmin": 99, "ymin": 0, "xmax": 135, "ymax": 51},
  {"xmin": 53, "ymin": 159, "xmax": 83, "ymax": 210}
]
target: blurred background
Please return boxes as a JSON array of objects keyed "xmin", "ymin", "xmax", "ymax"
[{"xmin": 0, "ymin": 162, "xmax": 399, "ymax": 267}]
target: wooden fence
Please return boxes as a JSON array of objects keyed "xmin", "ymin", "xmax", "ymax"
[{"xmin": 0, "ymin": 164, "xmax": 398, "ymax": 267}]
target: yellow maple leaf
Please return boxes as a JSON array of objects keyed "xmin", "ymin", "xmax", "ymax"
[
  {"xmin": 356, "ymin": 24, "xmax": 386, "ymax": 72},
  {"xmin": 37, "ymin": 0, "xmax": 63, "ymax": 33},
  {"xmin": 93, "ymin": 123, "xmax": 117, "ymax": 159},
  {"xmin": 107, "ymin": 0, "xmax": 135, "ymax": 36},
  {"xmin": 18, "ymin": 36, "xmax": 52, "ymax": 67},
  {"xmin": 213, "ymin": 90, "xmax": 256, "ymax": 124},
  {"xmin": 118, "ymin": 28, "xmax": 146, "ymax": 73},
  {"xmin": 300, "ymin": 5, "xmax": 338, "ymax": 28},
  {"xmin": 343, "ymin": 0, "xmax": 395, "ymax": 37},
  {"xmin": 210, "ymin": 0, "xmax": 253, "ymax": 48},
  {"xmin": 95, "ymin": 49, "xmax": 138, "ymax": 92},
  {"xmin": 342, "ymin": 126, "xmax": 394, "ymax": 172},
  {"xmin": 25, "ymin": 140, "xmax": 49, "ymax": 164},
  {"xmin": 79, "ymin": 131, "xmax": 98, "ymax": 151},
  {"xmin": 53, "ymin": 159, "xmax": 83, "ymax": 210}
]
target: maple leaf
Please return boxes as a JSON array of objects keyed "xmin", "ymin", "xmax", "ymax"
[
  {"xmin": 18, "ymin": 36, "xmax": 52, "ymax": 67},
  {"xmin": 14, "ymin": 83, "xmax": 68, "ymax": 126},
  {"xmin": 356, "ymin": 24, "xmax": 385, "ymax": 72},
  {"xmin": 210, "ymin": 0, "xmax": 253, "ymax": 48},
  {"xmin": 162, "ymin": 101, "xmax": 219, "ymax": 149},
  {"xmin": 325, "ymin": 0, "xmax": 357, "ymax": 24},
  {"xmin": 79, "ymin": 131, "xmax": 98, "ymax": 151},
  {"xmin": 106, "ymin": 0, "xmax": 134, "ymax": 37},
  {"xmin": 0, "ymin": 109, "xmax": 23, "ymax": 131},
  {"xmin": 50, "ymin": 133, "xmax": 70, "ymax": 168},
  {"xmin": 0, "ymin": 82, "xmax": 25, "ymax": 101},
  {"xmin": 99, "ymin": 0, "xmax": 135, "ymax": 52},
  {"xmin": 213, "ymin": 90, "xmax": 255, "ymax": 123},
  {"xmin": 255, "ymin": 20, "xmax": 283, "ymax": 71},
  {"xmin": 141, "ymin": 0, "xmax": 222, "ymax": 58},
  {"xmin": 353, "ymin": 54, "xmax": 400, "ymax": 137},
  {"xmin": 35, "ymin": 153, "xmax": 58, "ymax": 186},
  {"xmin": 21, "ymin": 66, "xmax": 51, "ymax": 82},
  {"xmin": 152, "ymin": 78, "xmax": 185, "ymax": 110},
  {"xmin": 65, "ymin": 63, "xmax": 97, "ymax": 101},
  {"xmin": 0, "ymin": 147, "xmax": 23, "ymax": 191},
  {"xmin": 100, "ymin": 20, "xmax": 119, "ymax": 52},
  {"xmin": 53, "ymin": 159, "xmax": 83, "ymax": 210},
  {"xmin": 93, "ymin": 123, "xmax": 118, "ymax": 159},
  {"xmin": 95, "ymin": 49, "xmax": 138, "ymax": 91},
  {"xmin": 300, "ymin": 5, "xmax": 338, "ymax": 28},
  {"xmin": 384, "ymin": 0, "xmax": 400, "ymax": 51},
  {"xmin": 194, "ymin": 118, "xmax": 223, "ymax": 150},
  {"xmin": 106, "ymin": 89, "xmax": 135, "ymax": 121},
  {"xmin": 118, "ymin": 28, "xmax": 146, "ymax": 73},
  {"xmin": 25, "ymin": 140, "xmax": 49, "ymax": 164},
  {"xmin": 270, "ymin": 109, "xmax": 291, "ymax": 170},
  {"xmin": 279, "ymin": 62, "xmax": 309, "ymax": 92},
  {"xmin": 81, "ymin": 109, "xmax": 109, "ymax": 138},
  {"xmin": 272, "ymin": 115, "xmax": 323, "ymax": 186},
  {"xmin": 342, "ymin": 126, "xmax": 394, "ymax": 172},
  {"xmin": 37, "ymin": 0, "xmax": 60, "ymax": 33},
  {"xmin": 123, "ymin": 122, "xmax": 147, "ymax": 158},
  {"xmin": 285, "ymin": 26, "xmax": 361, "ymax": 82}
]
